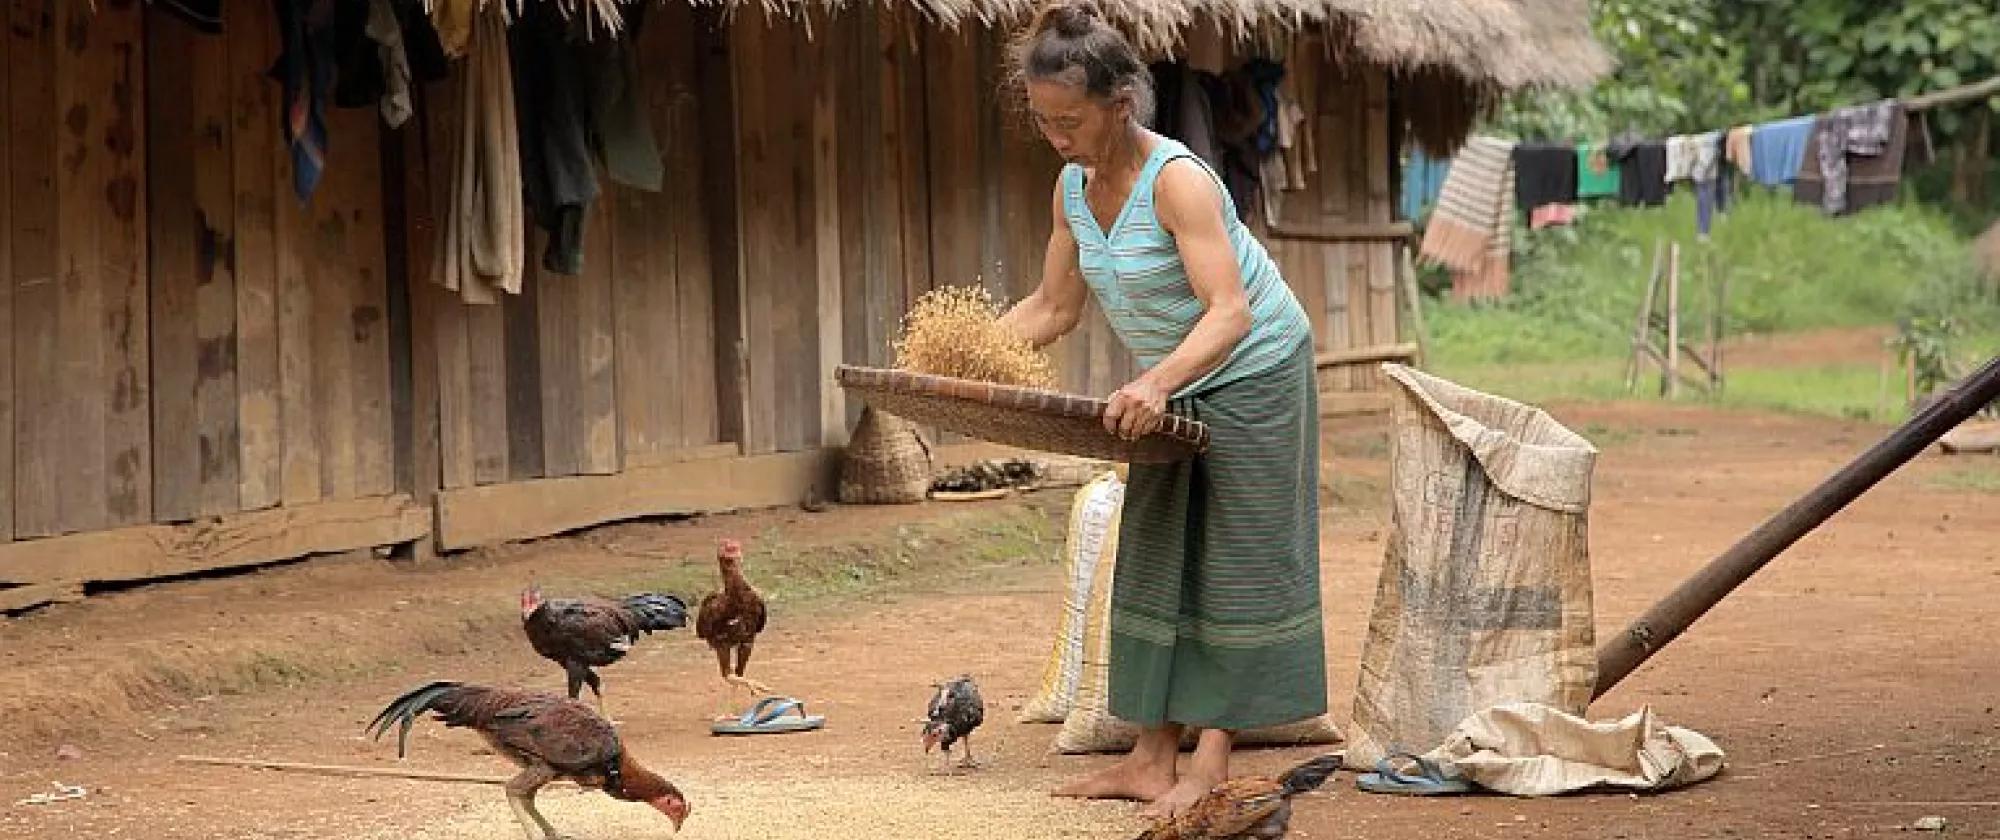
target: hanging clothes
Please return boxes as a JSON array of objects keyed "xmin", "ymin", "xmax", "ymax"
[
  {"xmin": 1210, "ymin": 63, "xmax": 1270, "ymax": 223},
  {"xmin": 1511, "ymin": 143, "xmax": 1578, "ymax": 221},
  {"xmin": 1575, "ymin": 142, "xmax": 1619, "ymax": 199},
  {"xmin": 511, "ymin": 0, "xmax": 665, "ymax": 275},
  {"xmin": 1530, "ymin": 203, "xmax": 1577, "ymax": 229},
  {"xmin": 1148, "ymin": 62, "xmax": 1225, "ymax": 178},
  {"xmin": 1724, "ymin": 125, "xmax": 1755, "ymax": 178},
  {"xmin": 431, "ymin": 0, "xmax": 476, "ymax": 59},
  {"xmin": 270, "ymin": 0, "xmax": 335, "ymax": 204},
  {"xmin": 1664, "ymin": 135, "xmax": 1703, "ymax": 183},
  {"xmin": 1793, "ymin": 101, "xmax": 1909, "ymax": 216},
  {"xmin": 1688, "ymin": 131, "xmax": 1724, "ymax": 236},
  {"xmin": 1417, "ymin": 135, "xmax": 1515, "ymax": 302},
  {"xmin": 1748, "ymin": 115, "xmax": 1814, "ymax": 187},
  {"xmin": 587, "ymin": 0, "xmax": 664, "ymax": 192},
  {"xmin": 1399, "ymin": 148, "xmax": 1450, "ymax": 220},
  {"xmin": 434, "ymin": 4, "xmax": 524, "ymax": 304},
  {"xmin": 1606, "ymin": 138, "xmax": 1667, "ymax": 206}
]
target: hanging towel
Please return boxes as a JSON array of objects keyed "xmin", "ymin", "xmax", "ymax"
[
  {"xmin": 1574, "ymin": 142, "xmax": 1619, "ymax": 199},
  {"xmin": 434, "ymin": 4, "xmax": 524, "ymax": 304},
  {"xmin": 1800, "ymin": 100, "xmax": 1904, "ymax": 217},
  {"xmin": 1606, "ymin": 138, "xmax": 1667, "ymax": 206},
  {"xmin": 1417, "ymin": 135, "xmax": 1514, "ymax": 301},
  {"xmin": 430, "ymin": 0, "xmax": 475, "ymax": 58},
  {"xmin": 586, "ymin": 0, "xmax": 664, "ymax": 192},
  {"xmin": 1794, "ymin": 101, "xmax": 1909, "ymax": 216},
  {"xmin": 1749, "ymin": 115, "xmax": 1813, "ymax": 186},
  {"xmin": 366, "ymin": 0, "xmax": 414, "ymax": 128},
  {"xmin": 270, "ymin": 0, "xmax": 335, "ymax": 204},
  {"xmin": 1664, "ymin": 135, "xmax": 1703, "ymax": 182},
  {"xmin": 1512, "ymin": 143, "xmax": 1578, "ymax": 221},
  {"xmin": 1400, "ymin": 149, "xmax": 1451, "ymax": 220},
  {"xmin": 1724, "ymin": 125, "xmax": 1755, "ymax": 177}
]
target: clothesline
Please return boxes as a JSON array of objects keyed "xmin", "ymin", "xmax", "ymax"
[{"xmin": 1406, "ymin": 76, "xmax": 2000, "ymax": 303}]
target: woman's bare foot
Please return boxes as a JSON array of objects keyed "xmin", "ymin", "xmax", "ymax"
[
  {"xmin": 1053, "ymin": 724, "xmax": 1181, "ymax": 801},
  {"xmin": 1051, "ymin": 756, "xmax": 1177, "ymax": 801},
  {"xmin": 1139, "ymin": 728, "xmax": 1233, "ymax": 819}
]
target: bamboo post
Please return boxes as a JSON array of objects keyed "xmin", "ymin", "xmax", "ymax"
[
  {"xmin": 1593, "ymin": 355, "xmax": 2000, "ymax": 700},
  {"xmin": 1712, "ymin": 260, "xmax": 1728, "ymax": 394},
  {"xmin": 1626, "ymin": 239, "xmax": 1665, "ymax": 393},
  {"xmin": 1665, "ymin": 243, "xmax": 1682, "ymax": 399},
  {"xmin": 1397, "ymin": 242, "xmax": 1430, "ymax": 368}
]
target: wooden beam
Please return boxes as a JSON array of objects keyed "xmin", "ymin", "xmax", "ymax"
[
  {"xmin": 0, "ymin": 582, "xmax": 83, "ymax": 614},
  {"xmin": 1265, "ymin": 220, "xmax": 1413, "ymax": 244},
  {"xmin": 0, "ymin": 495, "xmax": 429, "ymax": 587},
  {"xmin": 435, "ymin": 449, "xmax": 837, "ymax": 550},
  {"xmin": 1903, "ymin": 75, "xmax": 2000, "ymax": 112},
  {"xmin": 812, "ymin": 31, "xmax": 846, "ymax": 448},
  {"xmin": 433, "ymin": 440, "xmax": 1029, "ymax": 551},
  {"xmin": 1315, "ymin": 342, "xmax": 1420, "ymax": 369}
]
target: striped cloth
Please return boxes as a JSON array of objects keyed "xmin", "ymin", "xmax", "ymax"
[
  {"xmin": 1107, "ymin": 337, "xmax": 1327, "ymax": 731},
  {"xmin": 1061, "ymin": 137, "xmax": 1313, "ymax": 400},
  {"xmin": 1418, "ymin": 135, "xmax": 1516, "ymax": 302}
]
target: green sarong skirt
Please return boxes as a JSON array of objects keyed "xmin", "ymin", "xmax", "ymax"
[{"xmin": 1107, "ymin": 337, "xmax": 1327, "ymax": 730}]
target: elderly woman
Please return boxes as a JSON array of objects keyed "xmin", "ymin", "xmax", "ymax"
[{"xmin": 995, "ymin": 0, "xmax": 1328, "ymax": 819}]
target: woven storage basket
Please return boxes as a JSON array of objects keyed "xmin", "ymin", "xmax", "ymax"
[
  {"xmin": 834, "ymin": 365, "xmax": 1209, "ymax": 464},
  {"xmin": 838, "ymin": 406, "xmax": 934, "ymax": 505}
]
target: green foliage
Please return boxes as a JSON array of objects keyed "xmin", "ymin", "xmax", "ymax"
[{"xmin": 1425, "ymin": 191, "xmax": 1996, "ymax": 421}]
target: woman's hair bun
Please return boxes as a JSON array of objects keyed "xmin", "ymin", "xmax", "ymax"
[{"xmin": 1034, "ymin": 0, "xmax": 1104, "ymax": 40}]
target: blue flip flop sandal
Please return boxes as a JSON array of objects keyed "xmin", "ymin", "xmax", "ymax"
[
  {"xmin": 1355, "ymin": 751, "xmax": 1476, "ymax": 796},
  {"xmin": 710, "ymin": 696, "xmax": 826, "ymax": 736}
]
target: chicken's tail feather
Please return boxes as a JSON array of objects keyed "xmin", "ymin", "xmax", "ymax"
[
  {"xmin": 365, "ymin": 679, "xmax": 469, "ymax": 759},
  {"xmin": 1279, "ymin": 752, "xmax": 1345, "ymax": 796},
  {"xmin": 621, "ymin": 593, "xmax": 689, "ymax": 632}
]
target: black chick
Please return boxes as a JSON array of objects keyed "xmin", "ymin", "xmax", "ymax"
[{"xmin": 921, "ymin": 674, "xmax": 985, "ymax": 773}]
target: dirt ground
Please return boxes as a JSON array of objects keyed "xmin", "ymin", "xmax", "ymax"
[{"xmin": 3, "ymin": 381, "xmax": 1999, "ymax": 838}]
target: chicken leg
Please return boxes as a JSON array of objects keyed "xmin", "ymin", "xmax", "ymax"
[
  {"xmin": 504, "ymin": 767, "xmax": 568, "ymax": 840},
  {"xmin": 564, "ymin": 663, "xmax": 616, "ymax": 724},
  {"xmin": 715, "ymin": 642, "xmax": 772, "ymax": 697},
  {"xmin": 958, "ymin": 733, "xmax": 981, "ymax": 769}
]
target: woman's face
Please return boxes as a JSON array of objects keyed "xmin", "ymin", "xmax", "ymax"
[{"xmin": 1026, "ymin": 78, "xmax": 1129, "ymax": 169}]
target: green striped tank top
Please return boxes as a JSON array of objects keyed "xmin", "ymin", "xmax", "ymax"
[{"xmin": 1062, "ymin": 136, "xmax": 1312, "ymax": 399}]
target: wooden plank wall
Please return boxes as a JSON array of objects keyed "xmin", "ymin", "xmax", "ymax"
[
  {"xmin": 0, "ymin": 0, "xmax": 396, "ymax": 553},
  {"xmin": 6, "ymin": 0, "xmax": 150, "ymax": 539},
  {"xmin": 428, "ymin": 4, "xmax": 726, "ymax": 489},
  {"xmin": 1255, "ymin": 41, "xmax": 1399, "ymax": 392},
  {"xmin": 140, "ymin": 0, "xmax": 394, "ymax": 529}
]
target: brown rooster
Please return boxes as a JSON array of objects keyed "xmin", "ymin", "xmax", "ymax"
[
  {"xmin": 520, "ymin": 585, "xmax": 687, "ymax": 719},
  {"xmin": 1132, "ymin": 754, "xmax": 1341, "ymax": 840},
  {"xmin": 367, "ymin": 680, "xmax": 688, "ymax": 840},
  {"xmin": 694, "ymin": 538, "xmax": 772, "ymax": 697}
]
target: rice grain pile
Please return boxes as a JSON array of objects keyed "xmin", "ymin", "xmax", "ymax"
[{"xmin": 891, "ymin": 285, "xmax": 1057, "ymax": 390}]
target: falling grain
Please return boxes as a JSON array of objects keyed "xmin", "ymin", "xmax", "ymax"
[{"xmin": 892, "ymin": 285, "xmax": 1056, "ymax": 390}]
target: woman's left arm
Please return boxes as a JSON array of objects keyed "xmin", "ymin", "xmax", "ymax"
[{"xmin": 1101, "ymin": 159, "xmax": 1254, "ymax": 439}]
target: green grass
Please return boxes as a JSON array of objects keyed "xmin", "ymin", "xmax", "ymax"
[
  {"xmin": 1422, "ymin": 190, "xmax": 2000, "ymax": 420},
  {"xmin": 1926, "ymin": 463, "xmax": 2000, "ymax": 494}
]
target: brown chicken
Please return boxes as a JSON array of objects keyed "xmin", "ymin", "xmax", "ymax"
[
  {"xmin": 1132, "ymin": 754, "xmax": 1341, "ymax": 840},
  {"xmin": 520, "ymin": 585, "xmax": 687, "ymax": 719},
  {"xmin": 694, "ymin": 538, "xmax": 771, "ymax": 697},
  {"xmin": 367, "ymin": 680, "xmax": 689, "ymax": 840}
]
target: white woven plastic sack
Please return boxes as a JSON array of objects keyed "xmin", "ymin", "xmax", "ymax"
[{"xmin": 1018, "ymin": 471, "xmax": 1125, "ymax": 724}]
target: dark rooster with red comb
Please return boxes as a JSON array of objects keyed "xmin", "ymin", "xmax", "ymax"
[
  {"xmin": 367, "ymin": 680, "xmax": 689, "ymax": 840},
  {"xmin": 520, "ymin": 585, "xmax": 688, "ymax": 721}
]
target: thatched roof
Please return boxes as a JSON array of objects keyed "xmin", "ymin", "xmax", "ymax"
[{"xmin": 712, "ymin": 0, "xmax": 1610, "ymax": 94}]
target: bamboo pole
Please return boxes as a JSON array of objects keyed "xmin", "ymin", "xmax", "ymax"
[
  {"xmin": 1665, "ymin": 243, "xmax": 1682, "ymax": 399},
  {"xmin": 1626, "ymin": 240, "xmax": 1665, "ymax": 393},
  {"xmin": 1593, "ymin": 355, "xmax": 2000, "ymax": 700},
  {"xmin": 174, "ymin": 755, "xmax": 579, "ymax": 787},
  {"xmin": 1902, "ymin": 75, "xmax": 2000, "ymax": 112}
]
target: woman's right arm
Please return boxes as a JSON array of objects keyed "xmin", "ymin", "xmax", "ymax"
[{"xmin": 997, "ymin": 181, "xmax": 1087, "ymax": 349}]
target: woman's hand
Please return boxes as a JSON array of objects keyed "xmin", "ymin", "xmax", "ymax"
[{"xmin": 1103, "ymin": 377, "xmax": 1169, "ymax": 440}]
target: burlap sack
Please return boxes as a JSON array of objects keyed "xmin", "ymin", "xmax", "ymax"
[
  {"xmin": 1347, "ymin": 364, "xmax": 1598, "ymax": 771},
  {"xmin": 1422, "ymin": 702, "xmax": 1725, "ymax": 796},
  {"xmin": 1050, "ymin": 477, "xmax": 1343, "ymax": 753},
  {"xmin": 1018, "ymin": 471, "xmax": 1126, "ymax": 724}
]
